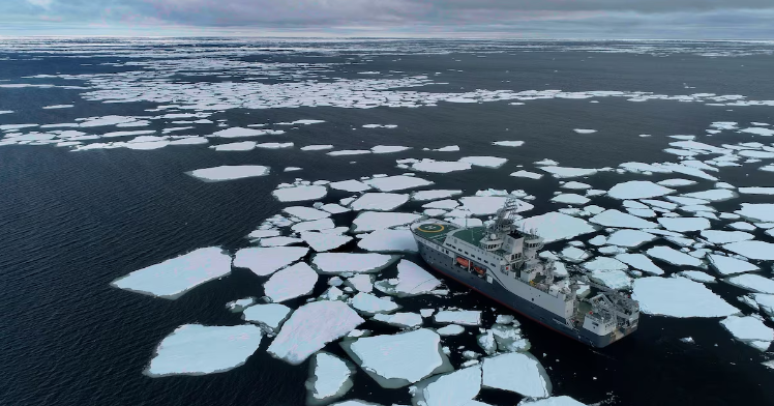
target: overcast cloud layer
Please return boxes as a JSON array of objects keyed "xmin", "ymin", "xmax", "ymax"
[{"xmin": 2, "ymin": 0, "xmax": 774, "ymax": 38}]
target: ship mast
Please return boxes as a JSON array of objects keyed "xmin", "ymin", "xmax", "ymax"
[{"xmin": 488, "ymin": 197, "xmax": 521, "ymax": 235}]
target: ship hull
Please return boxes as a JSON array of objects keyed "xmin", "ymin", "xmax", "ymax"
[{"xmin": 417, "ymin": 242, "xmax": 636, "ymax": 348}]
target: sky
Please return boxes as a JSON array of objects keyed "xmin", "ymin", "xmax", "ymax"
[{"xmin": 2, "ymin": 0, "xmax": 774, "ymax": 38}]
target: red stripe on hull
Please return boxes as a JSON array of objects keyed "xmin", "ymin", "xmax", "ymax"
[{"xmin": 428, "ymin": 264, "xmax": 587, "ymax": 345}]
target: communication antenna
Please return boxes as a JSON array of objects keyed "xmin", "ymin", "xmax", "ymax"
[{"xmin": 489, "ymin": 197, "xmax": 520, "ymax": 234}]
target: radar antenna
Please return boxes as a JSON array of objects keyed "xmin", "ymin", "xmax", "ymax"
[{"xmin": 488, "ymin": 197, "xmax": 521, "ymax": 235}]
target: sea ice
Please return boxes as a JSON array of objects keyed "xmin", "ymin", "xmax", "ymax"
[
  {"xmin": 519, "ymin": 397, "xmax": 587, "ymax": 406},
  {"xmin": 242, "ymin": 303, "xmax": 292, "ymax": 333},
  {"xmin": 260, "ymin": 236, "xmax": 304, "ymax": 247},
  {"xmin": 482, "ymin": 352, "xmax": 551, "ymax": 398},
  {"xmin": 111, "ymin": 247, "xmax": 231, "ymax": 299},
  {"xmin": 357, "ymin": 230, "xmax": 418, "ymax": 253},
  {"xmin": 372, "ymin": 312, "xmax": 423, "ymax": 328},
  {"xmin": 615, "ymin": 254, "xmax": 665, "ymax": 275},
  {"xmin": 551, "ymin": 194, "xmax": 590, "ymax": 205},
  {"xmin": 232, "ymin": 246, "xmax": 309, "ymax": 277},
  {"xmin": 330, "ymin": 179, "xmax": 372, "ymax": 193},
  {"xmin": 493, "ymin": 141, "xmax": 525, "ymax": 147},
  {"xmin": 212, "ymin": 141, "xmax": 256, "ymax": 151},
  {"xmin": 573, "ymin": 129, "xmax": 597, "ymax": 134},
  {"xmin": 588, "ymin": 267, "xmax": 632, "ymax": 289},
  {"xmin": 589, "ymin": 210, "xmax": 658, "ymax": 229},
  {"xmin": 302, "ymin": 145, "xmax": 334, "ymax": 151},
  {"xmin": 723, "ymin": 241, "xmax": 774, "ymax": 260},
  {"xmin": 273, "ymin": 185, "xmax": 328, "ymax": 202},
  {"xmin": 515, "ymin": 212, "xmax": 596, "ymax": 243},
  {"xmin": 292, "ymin": 219, "xmax": 335, "ymax": 232},
  {"xmin": 210, "ymin": 127, "xmax": 270, "ymax": 138},
  {"xmin": 434, "ymin": 310, "xmax": 481, "ymax": 326},
  {"xmin": 410, "ymin": 365, "xmax": 482, "ymax": 406},
  {"xmin": 540, "ymin": 166, "xmax": 597, "ymax": 178},
  {"xmin": 188, "ymin": 165, "xmax": 270, "ymax": 181},
  {"xmin": 365, "ymin": 175, "xmax": 433, "ymax": 192},
  {"xmin": 658, "ymin": 179, "xmax": 697, "ymax": 187},
  {"xmin": 700, "ymin": 230, "xmax": 754, "ymax": 244},
  {"xmin": 739, "ymin": 187, "xmax": 774, "ymax": 195},
  {"xmin": 341, "ymin": 328, "xmax": 452, "ymax": 388},
  {"xmin": 679, "ymin": 271, "xmax": 716, "ymax": 283},
  {"xmin": 708, "ymin": 254, "xmax": 758, "ymax": 275},
  {"xmin": 735, "ymin": 203, "xmax": 774, "ymax": 222},
  {"xmin": 350, "ymin": 193, "xmax": 409, "ymax": 212},
  {"xmin": 374, "ymin": 260, "xmax": 441, "ymax": 297},
  {"xmin": 511, "ymin": 170, "xmax": 543, "ymax": 179},
  {"xmin": 300, "ymin": 231, "xmax": 353, "ymax": 252},
  {"xmin": 646, "ymin": 246, "xmax": 703, "ymax": 267},
  {"xmin": 607, "ymin": 181, "xmax": 675, "ymax": 200},
  {"xmin": 436, "ymin": 324, "xmax": 466, "ymax": 336},
  {"xmin": 145, "ymin": 324, "xmax": 263, "ymax": 377},
  {"xmin": 226, "ymin": 297, "xmax": 256, "ymax": 313},
  {"xmin": 412, "ymin": 189, "xmax": 463, "ymax": 201},
  {"xmin": 312, "ymin": 253, "xmax": 398, "ymax": 274},
  {"xmin": 351, "ymin": 292, "xmax": 400, "ymax": 315},
  {"xmin": 681, "ymin": 189, "xmax": 737, "ymax": 202},
  {"xmin": 725, "ymin": 274, "xmax": 774, "ymax": 294},
  {"xmin": 632, "ymin": 277, "xmax": 739, "ymax": 317},
  {"xmin": 264, "ymin": 263, "xmax": 319, "ymax": 303},
  {"xmin": 657, "ymin": 217, "xmax": 711, "ymax": 232},
  {"xmin": 411, "ymin": 159, "xmax": 472, "ymax": 174},
  {"xmin": 606, "ymin": 229, "xmax": 656, "ymax": 247},
  {"xmin": 284, "ymin": 206, "xmax": 331, "ymax": 221},
  {"xmin": 352, "ymin": 211, "xmax": 421, "ymax": 232},
  {"xmin": 720, "ymin": 316, "xmax": 774, "ymax": 351},
  {"xmin": 459, "ymin": 156, "xmax": 508, "ymax": 168},
  {"xmin": 372, "ymin": 145, "xmax": 411, "ymax": 154},
  {"xmin": 329, "ymin": 149, "xmax": 371, "ymax": 156},
  {"xmin": 562, "ymin": 181, "xmax": 591, "ymax": 190},
  {"xmin": 268, "ymin": 300, "xmax": 365, "ymax": 365},
  {"xmin": 305, "ymin": 352, "xmax": 355, "ymax": 405}
]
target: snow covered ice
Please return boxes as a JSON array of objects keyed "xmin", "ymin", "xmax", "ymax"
[
  {"xmin": 350, "ymin": 292, "xmax": 400, "ymax": 315},
  {"xmin": 372, "ymin": 312, "xmax": 423, "ymax": 328},
  {"xmin": 268, "ymin": 300, "xmax": 365, "ymax": 365},
  {"xmin": 263, "ymin": 263, "xmax": 319, "ymax": 303},
  {"xmin": 305, "ymin": 352, "xmax": 356, "ymax": 405},
  {"xmin": 145, "ymin": 324, "xmax": 263, "ymax": 377},
  {"xmin": 434, "ymin": 310, "xmax": 481, "ymax": 326},
  {"xmin": 482, "ymin": 352, "xmax": 551, "ymax": 399},
  {"xmin": 242, "ymin": 303, "xmax": 292, "ymax": 334},
  {"xmin": 232, "ymin": 247, "xmax": 309, "ymax": 277},
  {"xmin": 365, "ymin": 175, "xmax": 432, "ymax": 192},
  {"xmin": 350, "ymin": 193, "xmax": 408, "ymax": 211},
  {"xmin": 273, "ymin": 185, "xmax": 328, "ymax": 202},
  {"xmin": 632, "ymin": 277, "xmax": 739, "ymax": 317},
  {"xmin": 589, "ymin": 210, "xmax": 658, "ymax": 229},
  {"xmin": 341, "ymin": 328, "xmax": 452, "ymax": 388},
  {"xmin": 357, "ymin": 230, "xmax": 418, "ymax": 253},
  {"xmin": 111, "ymin": 247, "xmax": 231, "ymax": 299},
  {"xmin": 607, "ymin": 181, "xmax": 675, "ymax": 200},
  {"xmin": 646, "ymin": 246, "xmax": 703, "ymax": 267},
  {"xmin": 374, "ymin": 259, "xmax": 441, "ymax": 297},
  {"xmin": 187, "ymin": 165, "xmax": 270, "ymax": 181},
  {"xmin": 725, "ymin": 274, "xmax": 774, "ymax": 294},
  {"xmin": 723, "ymin": 241, "xmax": 774, "ymax": 260},
  {"xmin": 352, "ymin": 211, "xmax": 421, "ymax": 232},
  {"xmin": 459, "ymin": 156, "xmax": 508, "ymax": 168},
  {"xmin": 515, "ymin": 212, "xmax": 596, "ymax": 243},
  {"xmin": 410, "ymin": 365, "xmax": 481, "ymax": 406},
  {"xmin": 312, "ymin": 253, "xmax": 398, "ymax": 274}
]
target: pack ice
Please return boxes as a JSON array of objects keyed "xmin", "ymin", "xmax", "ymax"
[
  {"xmin": 187, "ymin": 165, "xmax": 270, "ymax": 181},
  {"xmin": 145, "ymin": 324, "xmax": 263, "ymax": 377},
  {"xmin": 111, "ymin": 247, "xmax": 231, "ymax": 299}
]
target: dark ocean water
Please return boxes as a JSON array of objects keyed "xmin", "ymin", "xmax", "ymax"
[{"xmin": 1, "ymin": 39, "xmax": 773, "ymax": 406}]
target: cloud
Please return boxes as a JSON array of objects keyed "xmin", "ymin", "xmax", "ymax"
[{"xmin": 2, "ymin": 0, "xmax": 774, "ymax": 38}]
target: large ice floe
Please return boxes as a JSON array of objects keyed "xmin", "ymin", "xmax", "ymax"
[
  {"xmin": 657, "ymin": 217, "xmax": 711, "ymax": 232},
  {"xmin": 725, "ymin": 274, "xmax": 774, "ymax": 294},
  {"xmin": 365, "ymin": 175, "xmax": 433, "ymax": 192},
  {"xmin": 482, "ymin": 352, "xmax": 551, "ymax": 398},
  {"xmin": 351, "ymin": 211, "xmax": 421, "ymax": 232},
  {"xmin": 145, "ymin": 324, "xmax": 263, "ymax": 377},
  {"xmin": 187, "ymin": 165, "xmax": 270, "ymax": 181},
  {"xmin": 268, "ymin": 300, "xmax": 365, "ymax": 365},
  {"xmin": 409, "ymin": 159, "xmax": 472, "ymax": 174},
  {"xmin": 632, "ymin": 277, "xmax": 739, "ymax": 317},
  {"xmin": 411, "ymin": 189, "xmax": 463, "ymax": 201},
  {"xmin": 707, "ymin": 254, "xmax": 758, "ymax": 275},
  {"xmin": 719, "ymin": 315, "xmax": 774, "ymax": 351},
  {"xmin": 305, "ymin": 352, "xmax": 356, "ymax": 405},
  {"xmin": 646, "ymin": 246, "xmax": 703, "ymax": 267},
  {"xmin": 515, "ymin": 212, "xmax": 596, "ymax": 243},
  {"xmin": 263, "ymin": 262, "xmax": 319, "ymax": 303},
  {"xmin": 273, "ymin": 184, "xmax": 328, "ymax": 202},
  {"xmin": 607, "ymin": 181, "xmax": 675, "ymax": 200},
  {"xmin": 357, "ymin": 230, "xmax": 418, "ymax": 253},
  {"xmin": 242, "ymin": 303, "xmax": 292, "ymax": 334},
  {"xmin": 301, "ymin": 231, "xmax": 353, "ymax": 252},
  {"xmin": 410, "ymin": 365, "xmax": 482, "ymax": 406},
  {"xmin": 232, "ymin": 247, "xmax": 309, "ymax": 277},
  {"xmin": 374, "ymin": 259, "xmax": 442, "ymax": 297},
  {"xmin": 723, "ymin": 241, "xmax": 774, "ymax": 260},
  {"xmin": 340, "ymin": 328, "xmax": 452, "ymax": 388},
  {"xmin": 350, "ymin": 193, "xmax": 409, "ymax": 211},
  {"xmin": 312, "ymin": 253, "xmax": 398, "ymax": 274},
  {"xmin": 112, "ymin": 247, "xmax": 231, "ymax": 299}
]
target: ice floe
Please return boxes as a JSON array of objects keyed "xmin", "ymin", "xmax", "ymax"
[
  {"xmin": 301, "ymin": 231, "xmax": 353, "ymax": 252},
  {"xmin": 515, "ymin": 212, "xmax": 596, "ymax": 243},
  {"xmin": 268, "ymin": 300, "xmax": 364, "ymax": 365},
  {"xmin": 373, "ymin": 312, "xmax": 423, "ymax": 328},
  {"xmin": 188, "ymin": 165, "xmax": 270, "ymax": 181},
  {"xmin": 302, "ymin": 145, "xmax": 334, "ymax": 151},
  {"xmin": 242, "ymin": 303, "xmax": 292, "ymax": 334},
  {"xmin": 657, "ymin": 217, "xmax": 711, "ymax": 232},
  {"xmin": 312, "ymin": 253, "xmax": 398, "ymax": 274},
  {"xmin": 351, "ymin": 292, "xmax": 400, "ymax": 315},
  {"xmin": 606, "ymin": 229, "xmax": 657, "ymax": 247},
  {"xmin": 330, "ymin": 179, "xmax": 371, "ymax": 193},
  {"xmin": 735, "ymin": 203, "xmax": 774, "ymax": 222},
  {"xmin": 371, "ymin": 145, "xmax": 411, "ymax": 154},
  {"xmin": 210, "ymin": 127, "xmax": 276, "ymax": 138},
  {"xmin": 723, "ymin": 241, "xmax": 774, "ymax": 260},
  {"xmin": 366, "ymin": 175, "xmax": 433, "ymax": 192},
  {"xmin": 226, "ymin": 297, "xmax": 256, "ymax": 313},
  {"xmin": 633, "ymin": 277, "xmax": 739, "ymax": 317},
  {"xmin": 720, "ymin": 315, "xmax": 773, "ymax": 351},
  {"xmin": 511, "ymin": 170, "xmax": 543, "ymax": 179},
  {"xmin": 341, "ymin": 328, "xmax": 452, "ymax": 388},
  {"xmin": 434, "ymin": 310, "xmax": 481, "ymax": 326},
  {"xmin": 607, "ymin": 181, "xmax": 675, "ymax": 200},
  {"xmin": 143, "ymin": 324, "xmax": 263, "ymax": 380},
  {"xmin": 459, "ymin": 156, "xmax": 508, "ymax": 168},
  {"xmin": 410, "ymin": 159, "xmax": 472, "ymax": 174},
  {"xmin": 411, "ymin": 189, "xmax": 463, "ymax": 201},
  {"xmin": 646, "ymin": 246, "xmax": 703, "ymax": 267},
  {"xmin": 493, "ymin": 141, "xmax": 524, "ymax": 147},
  {"xmin": 519, "ymin": 397, "xmax": 587, "ymax": 406},
  {"xmin": 306, "ymin": 352, "xmax": 356, "ymax": 405},
  {"xmin": 260, "ymin": 236, "xmax": 304, "ymax": 247},
  {"xmin": 708, "ymin": 254, "xmax": 758, "ymax": 275},
  {"xmin": 350, "ymin": 193, "xmax": 409, "ymax": 211},
  {"xmin": 357, "ymin": 230, "xmax": 418, "ymax": 253},
  {"xmin": 352, "ymin": 211, "xmax": 421, "ymax": 232},
  {"xmin": 273, "ymin": 184, "xmax": 328, "ymax": 202},
  {"xmin": 482, "ymin": 352, "xmax": 551, "ymax": 398},
  {"xmin": 725, "ymin": 274, "xmax": 774, "ymax": 294},
  {"xmin": 374, "ymin": 260, "xmax": 441, "ymax": 297},
  {"xmin": 551, "ymin": 194, "xmax": 590, "ymax": 205},
  {"xmin": 264, "ymin": 263, "xmax": 319, "ymax": 303},
  {"xmin": 112, "ymin": 247, "xmax": 231, "ymax": 299},
  {"xmin": 573, "ymin": 129, "xmax": 597, "ymax": 134},
  {"xmin": 615, "ymin": 253, "xmax": 665, "ymax": 275},
  {"xmin": 233, "ymin": 247, "xmax": 309, "ymax": 277},
  {"xmin": 410, "ymin": 365, "xmax": 481, "ymax": 406},
  {"xmin": 436, "ymin": 324, "xmax": 466, "ymax": 336},
  {"xmin": 700, "ymin": 230, "xmax": 754, "ymax": 244},
  {"xmin": 540, "ymin": 166, "xmax": 597, "ymax": 179},
  {"xmin": 589, "ymin": 210, "xmax": 658, "ymax": 229}
]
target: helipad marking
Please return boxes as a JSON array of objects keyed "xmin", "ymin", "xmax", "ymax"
[{"xmin": 418, "ymin": 224, "xmax": 445, "ymax": 233}]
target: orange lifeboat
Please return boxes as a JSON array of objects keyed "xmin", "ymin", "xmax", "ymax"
[
  {"xmin": 456, "ymin": 257, "xmax": 470, "ymax": 268},
  {"xmin": 473, "ymin": 265, "xmax": 486, "ymax": 276}
]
